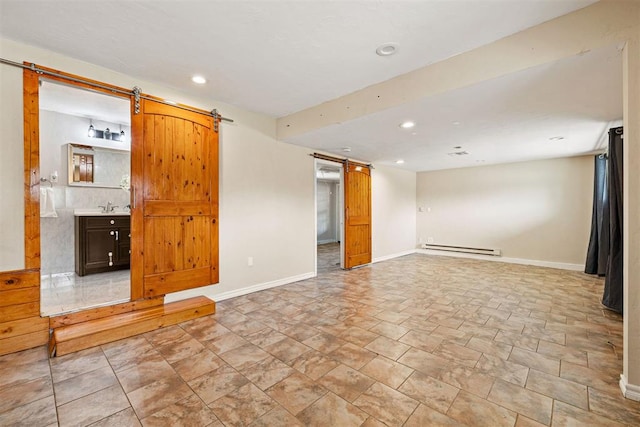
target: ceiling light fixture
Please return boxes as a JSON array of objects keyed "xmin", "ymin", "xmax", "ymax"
[
  {"xmin": 342, "ymin": 147, "xmax": 352, "ymax": 153},
  {"xmin": 87, "ymin": 120, "xmax": 95, "ymax": 137},
  {"xmin": 452, "ymin": 121, "xmax": 461, "ymax": 126},
  {"xmin": 549, "ymin": 136, "xmax": 565, "ymax": 141},
  {"xmin": 395, "ymin": 160, "xmax": 405, "ymax": 164},
  {"xmin": 191, "ymin": 75, "xmax": 207, "ymax": 84},
  {"xmin": 376, "ymin": 43, "xmax": 398, "ymax": 57},
  {"xmin": 399, "ymin": 121, "xmax": 415, "ymax": 129}
]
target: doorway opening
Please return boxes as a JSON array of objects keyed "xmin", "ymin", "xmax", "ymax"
[
  {"xmin": 38, "ymin": 79, "xmax": 132, "ymax": 316},
  {"xmin": 316, "ymin": 159, "xmax": 344, "ymax": 274}
]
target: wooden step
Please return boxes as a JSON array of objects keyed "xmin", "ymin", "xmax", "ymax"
[{"xmin": 51, "ymin": 296, "xmax": 215, "ymax": 357}]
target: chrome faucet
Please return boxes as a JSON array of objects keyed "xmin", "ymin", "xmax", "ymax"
[{"xmin": 98, "ymin": 201, "xmax": 118, "ymax": 213}]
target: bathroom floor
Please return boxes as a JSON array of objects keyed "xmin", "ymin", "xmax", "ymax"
[{"xmin": 40, "ymin": 270, "xmax": 130, "ymax": 316}]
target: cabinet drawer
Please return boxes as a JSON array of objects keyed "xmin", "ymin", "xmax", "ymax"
[{"xmin": 84, "ymin": 216, "xmax": 130, "ymax": 228}]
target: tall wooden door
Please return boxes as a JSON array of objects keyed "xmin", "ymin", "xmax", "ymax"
[
  {"xmin": 131, "ymin": 99, "xmax": 219, "ymax": 299},
  {"xmin": 344, "ymin": 163, "xmax": 371, "ymax": 269}
]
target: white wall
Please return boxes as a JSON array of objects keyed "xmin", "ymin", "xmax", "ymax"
[
  {"xmin": 416, "ymin": 156, "xmax": 594, "ymax": 266},
  {"xmin": 372, "ymin": 164, "xmax": 417, "ymax": 261},
  {"xmin": 0, "ymin": 59, "xmax": 25, "ymax": 271}
]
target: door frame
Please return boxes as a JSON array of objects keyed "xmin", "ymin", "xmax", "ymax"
[{"xmin": 314, "ymin": 159, "xmax": 345, "ymax": 275}]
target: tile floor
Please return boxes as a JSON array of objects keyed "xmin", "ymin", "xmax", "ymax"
[
  {"xmin": 317, "ymin": 242, "xmax": 341, "ymax": 274},
  {"xmin": 41, "ymin": 270, "xmax": 130, "ymax": 316},
  {"xmin": 3, "ymin": 254, "xmax": 640, "ymax": 426}
]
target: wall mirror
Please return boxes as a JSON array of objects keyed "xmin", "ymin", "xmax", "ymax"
[{"xmin": 66, "ymin": 143, "xmax": 130, "ymax": 189}]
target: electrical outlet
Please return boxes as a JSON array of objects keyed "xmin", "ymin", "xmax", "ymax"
[
  {"xmin": 427, "ymin": 237, "xmax": 434, "ymax": 244},
  {"xmin": 248, "ymin": 257, "xmax": 253, "ymax": 266}
]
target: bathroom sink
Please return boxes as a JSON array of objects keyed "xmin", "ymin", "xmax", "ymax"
[{"xmin": 74, "ymin": 208, "xmax": 130, "ymax": 216}]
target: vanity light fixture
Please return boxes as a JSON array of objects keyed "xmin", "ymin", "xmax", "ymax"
[
  {"xmin": 399, "ymin": 121, "xmax": 415, "ymax": 129},
  {"xmin": 119, "ymin": 125, "xmax": 126, "ymax": 143},
  {"xmin": 87, "ymin": 119, "xmax": 126, "ymax": 142},
  {"xmin": 192, "ymin": 75, "xmax": 207, "ymax": 84},
  {"xmin": 88, "ymin": 120, "xmax": 95, "ymax": 137}
]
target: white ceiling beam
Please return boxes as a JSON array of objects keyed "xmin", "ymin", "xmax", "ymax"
[{"xmin": 277, "ymin": 0, "xmax": 639, "ymax": 140}]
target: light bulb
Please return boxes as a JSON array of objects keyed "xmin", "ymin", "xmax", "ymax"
[{"xmin": 88, "ymin": 124, "xmax": 95, "ymax": 137}]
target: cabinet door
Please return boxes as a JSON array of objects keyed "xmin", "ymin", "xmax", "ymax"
[
  {"xmin": 85, "ymin": 228, "xmax": 116, "ymax": 270},
  {"xmin": 115, "ymin": 226, "xmax": 131, "ymax": 267}
]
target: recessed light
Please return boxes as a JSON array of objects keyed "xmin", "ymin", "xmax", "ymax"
[
  {"xmin": 165, "ymin": 99, "xmax": 177, "ymax": 105},
  {"xmin": 342, "ymin": 147, "xmax": 352, "ymax": 153},
  {"xmin": 191, "ymin": 75, "xmax": 206, "ymax": 84},
  {"xmin": 395, "ymin": 160, "xmax": 405, "ymax": 164},
  {"xmin": 452, "ymin": 121, "xmax": 461, "ymax": 125},
  {"xmin": 399, "ymin": 121, "xmax": 415, "ymax": 129},
  {"xmin": 549, "ymin": 136, "xmax": 565, "ymax": 141},
  {"xmin": 453, "ymin": 146, "xmax": 462, "ymax": 149},
  {"xmin": 376, "ymin": 43, "xmax": 398, "ymax": 56}
]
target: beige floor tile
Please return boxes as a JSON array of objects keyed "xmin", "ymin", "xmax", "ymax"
[
  {"xmin": 53, "ymin": 365, "xmax": 116, "ymax": 406},
  {"xmin": 141, "ymin": 394, "xmax": 217, "ymax": 426},
  {"xmin": 267, "ymin": 372, "xmax": 327, "ymax": 415},
  {"xmin": 179, "ymin": 316, "xmax": 230, "ymax": 342},
  {"xmin": 368, "ymin": 321, "xmax": 410, "ymax": 340},
  {"xmin": 353, "ymin": 382, "xmax": 418, "ymax": 427},
  {"xmin": 297, "ymin": 392, "xmax": 368, "ymax": 427},
  {"xmin": 359, "ymin": 355, "xmax": 414, "ymax": 389},
  {"xmin": 487, "ymin": 379, "xmax": 553, "ymax": 425},
  {"xmin": 494, "ymin": 330, "xmax": 539, "ymax": 352},
  {"xmin": 330, "ymin": 343, "xmax": 377, "ymax": 370},
  {"xmin": 90, "ymin": 407, "xmax": 142, "ymax": 427},
  {"xmin": 303, "ymin": 332, "xmax": 347, "ymax": 353},
  {"xmin": 0, "ymin": 395, "xmax": 58, "ymax": 427},
  {"xmin": 536, "ymin": 339, "xmax": 588, "ymax": 366},
  {"xmin": 588, "ymin": 387, "xmax": 640, "ymax": 426},
  {"xmin": 476, "ymin": 353, "xmax": 529, "ymax": 386},
  {"xmin": 205, "ymin": 331, "xmax": 248, "ymax": 354},
  {"xmin": 239, "ymin": 355, "xmax": 296, "ymax": 390},
  {"xmin": 250, "ymin": 406, "xmax": 304, "ymax": 427},
  {"xmin": 289, "ymin": 349, "xmax": 341, "ymax": 380},
  {"xmin": 404, "ymin": 403, "xmax": 462, "ymax": 427},
  {"xmin": 144, "ymin": 325, "xmax": 186, "ymax": 347},
  {"xmin": 364, "ymin": 335, "xmax": 411, "ymax": 360},
  {"xmin": 338, "ymin": 326, "xmax": 380, "ymax": 347},
  {"xmin": 210, "ymin": 383, "xmax": 277, "ymax": 426},
  {"xmin": 264, "ymin": 336, "xmax": 312, "ymax": 363},
  {"xmin": 57, "ymin": 384, "xmax": 130, "ymax": 427},
  {"xmin": 433, "ymin": 342, "xmax": 483, "ymax": 368},
  {"xmin": 188, "ymin": 364, "xmax": 249, "ymax": 404},
  {"xmin": 447, "ymin": 390, "xmax": 516, "ymax": 427},
  {"xmin": 0, "ymin": 347, "xmax": 51, "ymax": 389},
  {"xmin": 127, "ymin": 376, "xmax": 193, "ymax": 419},
  {"xmin": 552, "ymin": 400, "xmax": 626, "ymax": 426},
  {"xmin": 156, "ymin": 334, "xmax": 205, "ymax": 364},
  {"xmin": 515, "ymin": 414, "xmax": 547, "ymax": 427},
  {"xmin": 467, "ymin": 336, "xmax": 513, "ymax": 360},
  {"xmin": 171, "ymin": 349, "xmax": 226, "ymax": 382},
  {"xmin": 0, "ymin": 374, "xmax": 53, "ymax": 413},
  {"xmin": 219, "ymin": 343, "xmax": 271, "ymax": 370},
  {"xmin": 398, "ymin": 329, "xmax": 443, "ymax": 352},
  {"xmin": 508, "ymin": 347, "xmax": 560, "ymax": 376},
  {"xmin": 398, "ymin": 371, "xmax": 459, "ymax": 413},
  {"xmin": 559, "ymin": 360, "xmax": 619, "ymax": 393},
  {"xmin": 319, "ymin": 364, "xmax": 375, "ymax": 402},
  {"xmin": 102, "ymin": 337, "xmax": 160, "ymax": 373},
  {"xmin": 50, "ymin": 346, "xmax": 110, "ymax": 383},
  {"xmin": 244, "ymin": 327, "xmax": 288, "ymax": 348},
  {"xmin": 361, "ymin": 416, "xmax": 389, "ymax": 427},
  {"xmin": 115, "ymin": 356, "xmax": 176, "ymax": 393},
  {"xmin": 525, "ymin": 368, "xmax": 588, "ymax": 409}
]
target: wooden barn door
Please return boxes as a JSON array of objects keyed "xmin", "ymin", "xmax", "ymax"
[
  {"xmin": 344, "ymin": 163, "xmax": 371, "ymax": 269},
  {"xmin": 131, "ymin": 99, "xmax": 219, "ymax": 299}
]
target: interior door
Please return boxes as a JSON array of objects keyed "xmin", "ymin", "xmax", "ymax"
[
  {"xmin": 131, "ymin": 99, "xmax": 219, "ymax": 298},
  {"xmin": 344, "ymin": 163, "xmax": 371, "ymax": 269}
]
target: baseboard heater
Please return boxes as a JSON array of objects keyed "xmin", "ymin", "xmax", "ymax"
[{"xmin": 422, "ymin": 244, "xmax": 501, "ymax": 256}]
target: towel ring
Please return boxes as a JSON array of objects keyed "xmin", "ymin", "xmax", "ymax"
[{"xmin": 40, "ymin": 177, "xmax": 53, "ymax": 187}]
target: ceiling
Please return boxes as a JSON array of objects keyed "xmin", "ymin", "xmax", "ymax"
[{"xmin": 1, "ymin": 0, "xmax": 618, "ymax": 172}]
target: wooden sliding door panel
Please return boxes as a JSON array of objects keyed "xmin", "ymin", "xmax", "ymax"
[
  {"xmin": 135, "ymin": 99, "xmax": 219, "ymax": 298},
  {"xmin": 344, "ymin": 164, "xmax": 372, "ymax": 269}
]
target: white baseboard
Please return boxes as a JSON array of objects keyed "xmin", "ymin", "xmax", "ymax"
[
  {"xmin": 416, "ymin": 249, "xmax": 584, "ymax": 271},
  {"xmin": 164, "ymin": 271, "xmax": 316, "ymax": 304},
  {"xmin": 620, "ymin": 374, "xmax": 640, "ymax": 401},
  {"xmin": 373, "ymin": 250, "xmax": 418, "ymax": 264}
]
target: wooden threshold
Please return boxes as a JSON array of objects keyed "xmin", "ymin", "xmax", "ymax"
[{"xmin": 50, "ymin": 296, "xmax": 215, "ymax": 357}]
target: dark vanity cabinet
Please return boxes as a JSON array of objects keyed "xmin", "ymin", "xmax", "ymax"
[{"xmin": 75, "ymin": 215, "xmax": 131, "ymax": 276}]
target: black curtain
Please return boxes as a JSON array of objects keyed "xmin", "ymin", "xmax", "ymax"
[{"xmin": 585, "ymin": 126, "xmax": 623, "ymax": 313}]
